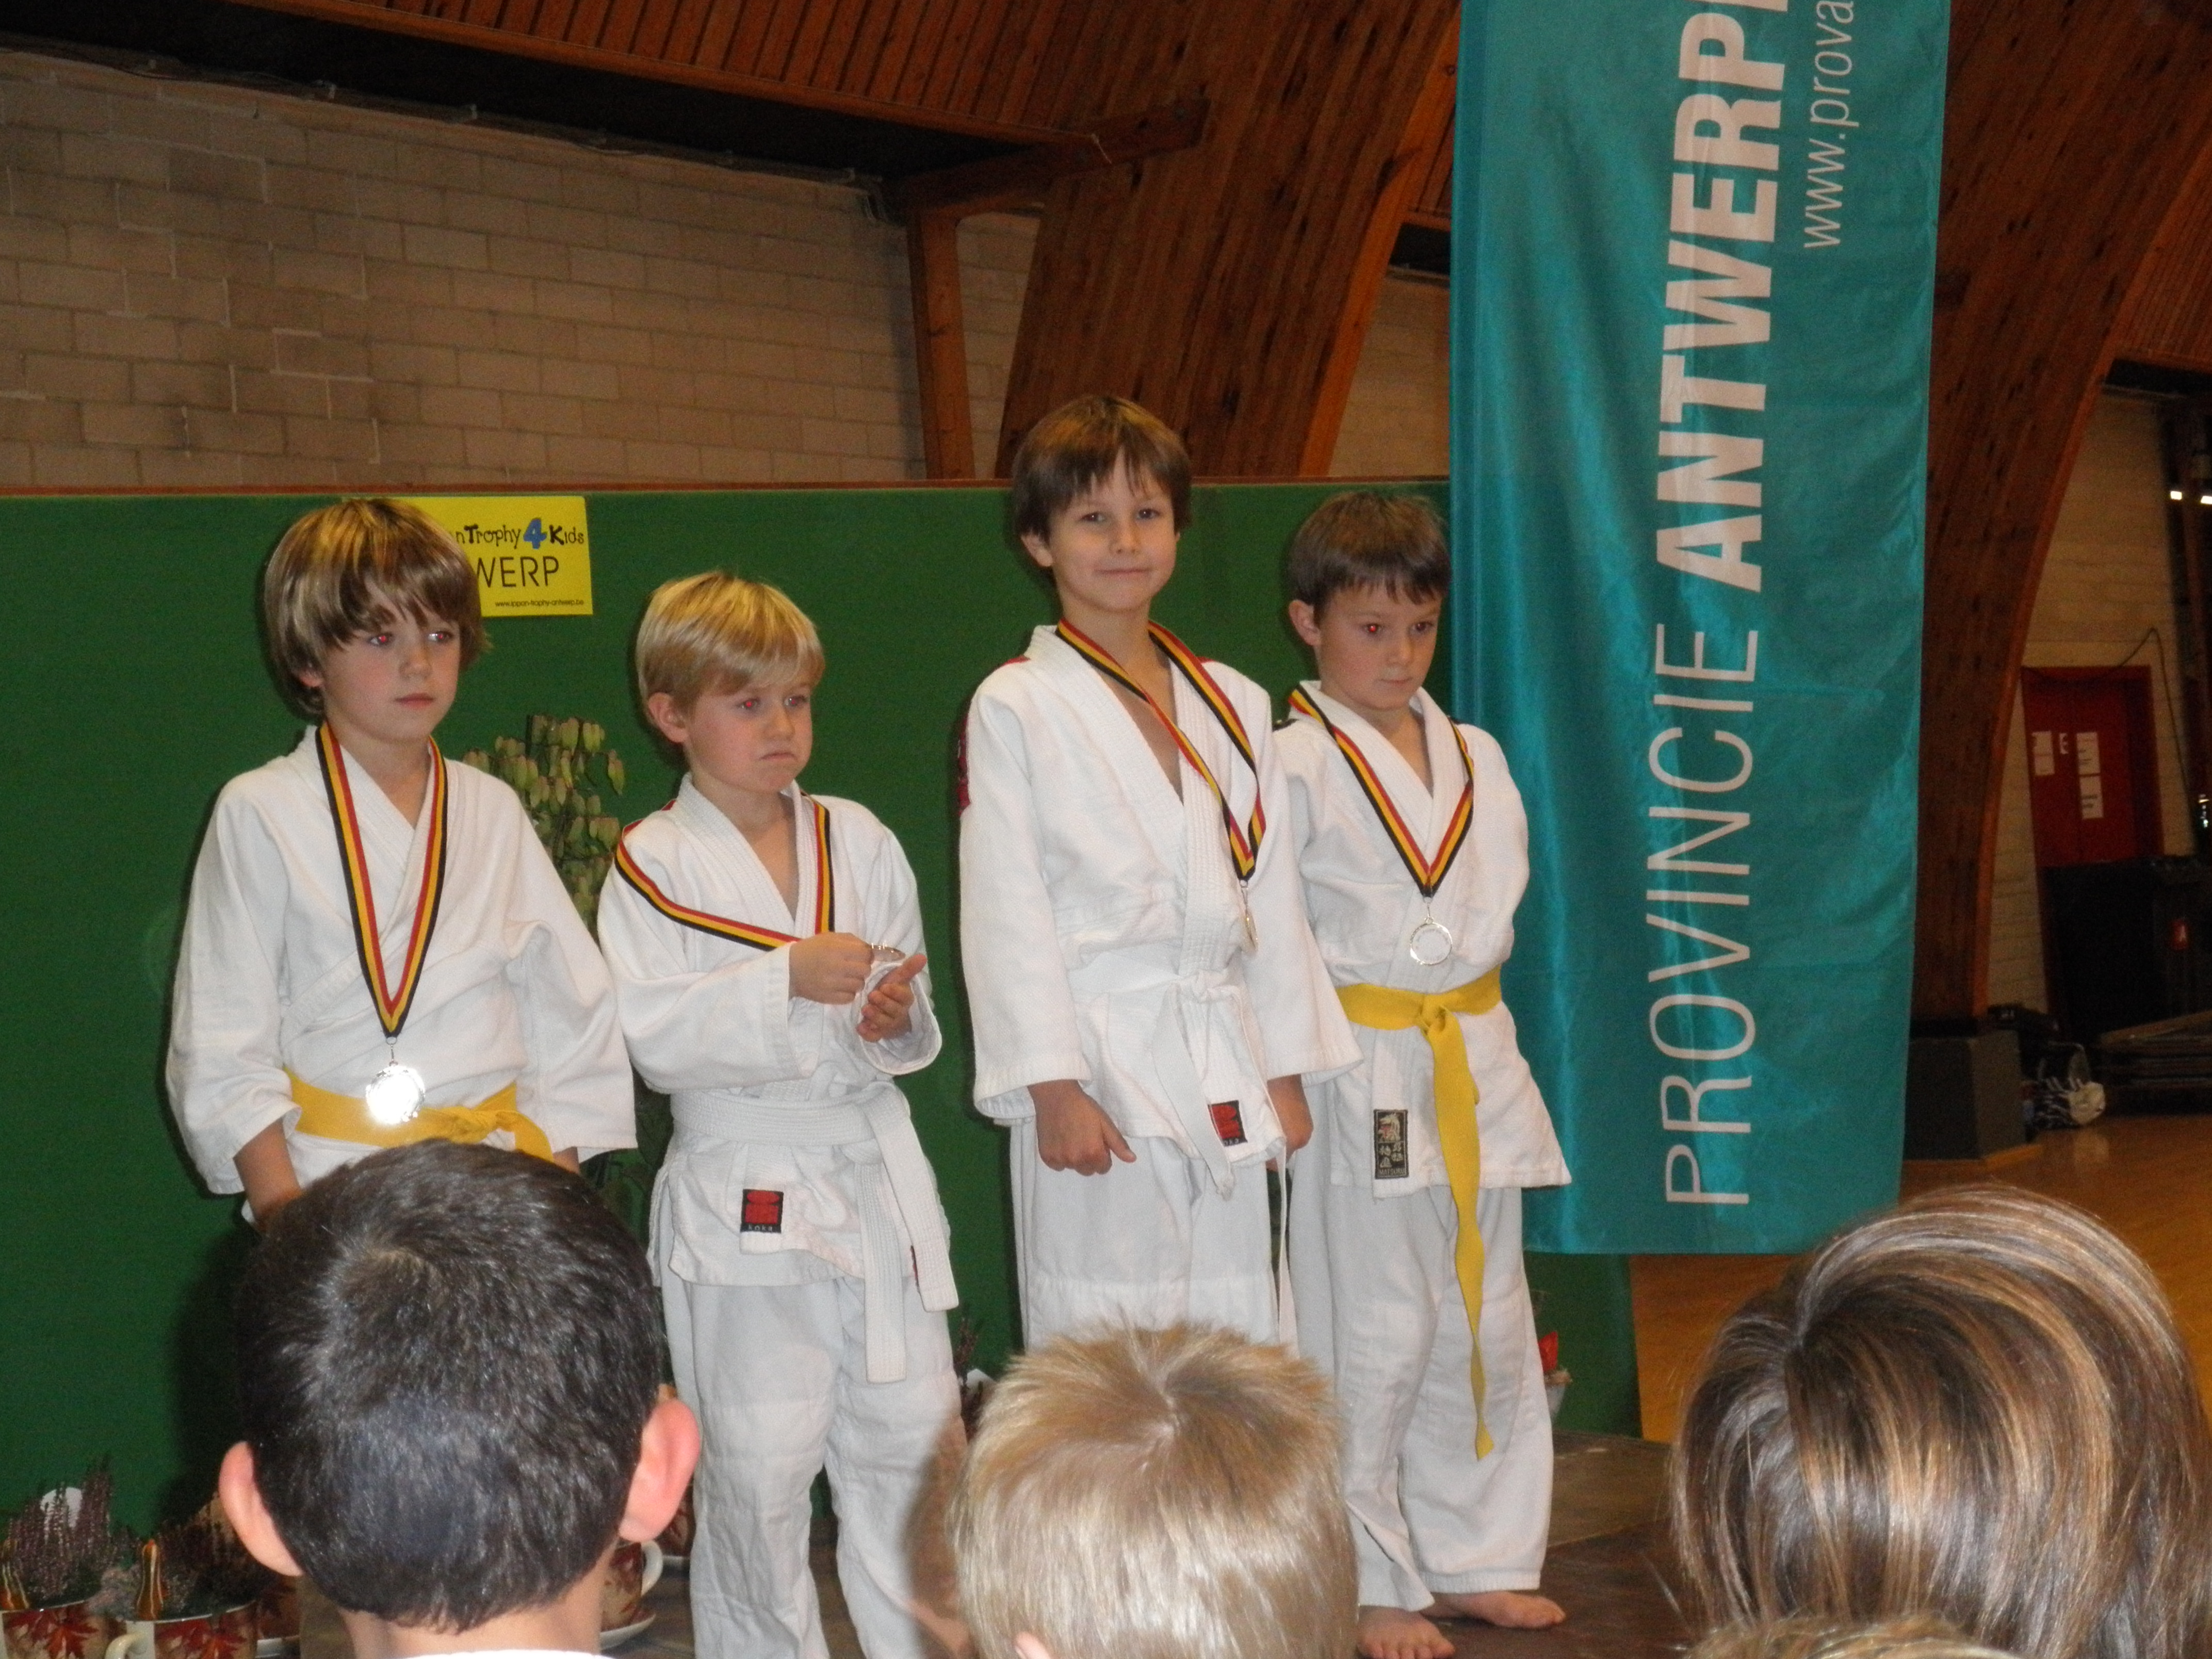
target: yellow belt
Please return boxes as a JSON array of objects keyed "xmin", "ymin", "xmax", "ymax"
[
  {"xmin": 1336, "ymin": 967, "xmax": 1502, "ymax": 1456},
  {"xmin": 287, "ymin": 1072, "xmax": 555, "ymax": 1162}
]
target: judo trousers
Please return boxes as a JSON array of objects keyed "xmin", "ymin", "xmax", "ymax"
[
  {"xmin": 664, "ymin": 1273, "xmax": 962, "ymax": 1659},
  {"xmin": 1288, "ymin": 1139, "xmax": 1551, "ymax": 1608},
  {"xmin": 1010, "ymin": 1120, "xmax": 1277, "ymax": 1345}
]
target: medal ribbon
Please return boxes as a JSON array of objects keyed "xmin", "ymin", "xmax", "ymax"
[
  {"xmin": 1056, "ymin": 620, "xmax": 1265, "ymax": 881},
  {"xmin": 1288, "ymin": 686, "xmax": 1474, "ymax": 900},
  {"xmin": 316, "ymin": 724, "xmax": 449, "ymax": 1042},
  {"xmin": 614, "ymin": 796, "xmax": 836, "ymax": 950}
]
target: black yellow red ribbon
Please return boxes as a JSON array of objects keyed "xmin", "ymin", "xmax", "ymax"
[
  {"xmin": 1056, "ymin": 621, "xmax": 1265, "ymax": 881},
  {"xmin": 1287, "ymin": 686, "xmax": 1474, "ymax": 900},
  {"xmin": 614, "ymin": 795, "xmax": 836, "ymax": 949},
  {"xmin": 316, "ymin": 723, "xmax": 448, "ymax": 1041}
]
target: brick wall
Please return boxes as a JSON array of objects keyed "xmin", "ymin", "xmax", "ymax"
[
  {"xmin": 1986, "ymin": 393, "xmax": 2188, "ymax": 1012},
  {"xmin": 0, "ymin": 46, "xmax": 1444, "ymax": 490},
  {"xmin": 1331, "ymin": 272, "xmax": 1449, "ymax": 478}
]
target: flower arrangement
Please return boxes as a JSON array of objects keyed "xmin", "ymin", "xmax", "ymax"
[
  {"xmin": 460, "ymin": 716, "xmax": 627, "ymax": 931},
  {"xmin": 2, "ymin": 1467, "xmax": 129, "ymax": 1612}
]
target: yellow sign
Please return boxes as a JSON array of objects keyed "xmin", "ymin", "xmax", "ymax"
[{"xmin": 405, "ymin": 496, "xmax": 593, "ymax": 617}]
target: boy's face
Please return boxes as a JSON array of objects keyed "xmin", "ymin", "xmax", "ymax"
[
  {"xmin": 298, "ymin": 603, "xmax": 462, "ymax": 749},
  {"xmin": 647, "ymin": 678, "xmax": 815, "ymax": 802},
  {"xmin": 1288, "ymin": 584, "xmax": 1442, "ymax": 724},
  {"xmin": 1021, "ymin": 461, "xmax": 1179, "ymax": 622}
]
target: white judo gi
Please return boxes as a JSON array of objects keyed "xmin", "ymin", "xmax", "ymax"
[
  {"xmin": 1278, "ymin": 684, "xmax": 1570, "ymax": 1609},
  {"xmin": 959, "ymin": 625, "xmax": 1357, "ymax": 1346},
  {"xmin": 168, "ymin": 730, "xmax": 633, "ymax": 1198},
  {"xmin": 597, "ymin": 779, "xmax": 961, "ymax": 1659}
]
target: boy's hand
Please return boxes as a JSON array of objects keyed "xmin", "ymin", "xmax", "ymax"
[
  {"xmin": 790, "ymin": 933, "xmax": 879, "ymax": 1004},
  {"xmin": 1267, "ymin": 1075, "xmax": 1312, "ymax": 1167},
  {"xmin": 857, "ymin": 953, "xmax": 927, "ymax": 1043},
  {"xmin": 1029, "ymin": 1079, "xmax": 1135, "ymax": 1175}
]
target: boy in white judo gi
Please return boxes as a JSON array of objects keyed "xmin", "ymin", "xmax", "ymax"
[
  {"xmin": 168, "ymin": 498, "xmax": 633, "ymax": 1224},
  {"xmin": 959, "ymin": 393, "xmax": 1357, "ymax": 1346},
  {"xmin": 596, "ymin": 573, "xmax": 963, "ymax": 1659},
  {"xmin": 1276, "ymin": 492, "xmax": 1571, "ymax": 1659}
]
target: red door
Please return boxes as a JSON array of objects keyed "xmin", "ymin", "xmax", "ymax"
[{"xmin": 2020, "ymin": 666, "xmax": 2162, "ymax": 868}]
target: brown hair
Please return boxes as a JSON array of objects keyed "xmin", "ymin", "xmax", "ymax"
[
  {"xmin": 1008, "ymin": 394, "xmax": 1193, "ymax": 543},
  {"xmin": 948, "ymin": 1324, "xmax": 1356, "ymax": 1659},
  {"xmin": 1286, "ymin": 490, "xmax": 1450, "ymax": 614},
  {"xmin": 1670, "ymin": 1186, "xmax": 2212, "ymax": 1659},
  {"xmin": 633, "ymin": 572, "xmax": 823, "ymax": 711},
  {"xmin": 263, "ymin": 499, "xmax": 486, "ymax": 718}
]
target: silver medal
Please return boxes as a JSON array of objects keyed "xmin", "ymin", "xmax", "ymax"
[
  {"xmin": 1239, "ymin": 890, "xmax": 1259, "ymax": 954},
  {"xmin": 1407, "ymin": 916, "xmax": 1454, "ymax": 967},
  {"xmin": 853, "ymin": 943, "xmax": 908, "ymax": 1033},
  {"xmin": 364, "ymin": 1062, "xmax": 427, "ymax": 1127}
]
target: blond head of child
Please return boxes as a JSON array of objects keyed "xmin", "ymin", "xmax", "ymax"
[
  {"xmin": 635, "ymin": 572, "xmax": 825, "ymax": 803},
  {"xmin": 949, "ymin": 1323, "xmax": 1357, "ymax": 1659},
  {"xmin": 263, "ymin": 499, "xmax": 486, "ymax": 748},
  {"xmin": 1285, "ymin": 490, "xmax": 1450, "ymax": 728},
  {"xmin": 1011, "ymin": 396, "xmax": 1192, "ymax": 626}
]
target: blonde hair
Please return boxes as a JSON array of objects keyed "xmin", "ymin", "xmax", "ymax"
[
  {"xmin": 948, "ymin": 1325, "xmax": 1355, "ymax": 1659},
  {"xmin": 1671, "ymin": 1186, "xmax": 2212, "ymax": 1659},
  {"xmin": 1693, "ymin": 1618, "xmax": 2024, "ymax": 1659},
  {"xmin": 633, "ymin": 572, "xmax": 824, "ymax": 709},
  {"xmin": 263, "ymin": 498, "xmax": 486, "ymax": 717}
]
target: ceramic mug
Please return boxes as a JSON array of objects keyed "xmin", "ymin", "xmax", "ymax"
[
  {"xmin": 102, "ymin": 1603, "xmax": 257, "ymax": 1659},
  {"xmin": 3, "ymin": 1600, "xmax": 123, "ymax": 1659},
  {"xmin": 599, "ymin": 1540, "xmax": 664, "ymax": 1633}
]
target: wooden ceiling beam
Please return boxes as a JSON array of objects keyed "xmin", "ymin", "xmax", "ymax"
[
  {"xmin": 217, "ymin": 0, "xmax": 1078, "ymax": 146},
  {"xmin": 886, "ymin": 99, "xmax": 1209, "ymax": 220},
  {"xmin": 1914, "ymin": 0, "xmax": 2212, "ymax": 1023},
  {"xmin": 992, "ymin": 0, "xmax": 1460, "ymax": 478}
]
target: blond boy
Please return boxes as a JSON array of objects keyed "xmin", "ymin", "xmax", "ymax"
[
  {"xmin": 1277, "ymin": 492, "xmax": 1570, "ymax": 1659},
  {"xmin": 168, "ymin": 498, "xmax": 632, "ymax": 1222},
  {"xmin": 596, "ymin": 574, "xmax": 961, "ymax": 1659},
  {"xmin": 948, "ymin": 1323, "xmax": 1358, "ymax": 1659},
  {"xmin": 958, "ymin": 395, "xmax": 1356, "ymax": 1346}
]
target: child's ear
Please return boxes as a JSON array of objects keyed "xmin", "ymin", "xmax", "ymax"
[
  {"xmin": 643, "ymin": 692, "xmax": 690, "ymax": 747},
  {"xmin": 217, "ymin": 1443, "xmax": 305, "ymax": 1579},
  {"xmin": 619, "ymin": 1395, "xmax": 701, "ymax": 1543},
  {"xmin": 1018, "ymin": 532, "xmax": 1054, "ymax": 570},
  {"xmin": 296, "ymin": 665, "xmax": 325, "ymax": 691},
  {"xmin": 1012, "ymin": 1636, "xmax": 1059, "ymax": 1659},
  {"xmin": 1287, "ymin": 599, "xmax": 1323, "ymax": 649}
]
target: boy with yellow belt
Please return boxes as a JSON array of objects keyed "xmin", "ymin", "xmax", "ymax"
[
  {"xmin": 1276, "ymin": 493, "xmax": 1570, "ymax": 1659},
  {"xmin": 168, "ymin": 499, "xmax": 632, "ymax": 1223}
]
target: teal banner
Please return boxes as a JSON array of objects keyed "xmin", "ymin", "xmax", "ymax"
[{"xmin": 1452, "ymin": 0, "xmax": 1945, "ymax": 1250}]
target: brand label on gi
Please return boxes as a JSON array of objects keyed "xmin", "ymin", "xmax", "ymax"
[
  {"xmin": 1374, "ymin": 1110, "xmax": 1410, "ymax": 1179},
  {"xmin": 740, "ymin": 1189, "xmax": 785, "ymax": 1233}
]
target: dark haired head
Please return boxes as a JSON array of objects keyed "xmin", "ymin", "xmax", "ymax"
[
  {"xmin": 1009, "ymin": 395, "xmax": 1193, "ymax": 544},
  {"xmin": 234, "ymin": 1143, "xmax": 661, "ymax": 1631},
  {"xmin": 1285, "ymin": 491, "xmax": 1449, "ymax": 615}
]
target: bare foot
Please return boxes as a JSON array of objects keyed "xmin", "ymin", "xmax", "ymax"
[
  {"xmin": 1429, "ymin": 1590, "xmax": 1566, "ymax": 1629},
  {"xmin": 1358, "ymin": 1605, "xmax": 1456, "ymax": 1659}
]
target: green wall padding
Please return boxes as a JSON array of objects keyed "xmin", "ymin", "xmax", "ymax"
[
  {"xmin": 1525, "ymin": 1251, "xmax": 1641, "ymax": 1436},
  {"xmin": 0, "ymin": 478, "xmax": 1642, "ymax": 1528}
]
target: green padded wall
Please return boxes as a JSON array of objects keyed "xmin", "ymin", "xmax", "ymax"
[{"xmin": 0, "ymin": 479, "xmax": 1635, "ymax": 1530}]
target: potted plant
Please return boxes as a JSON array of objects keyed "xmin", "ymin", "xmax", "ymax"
[
  {"xmin": 96, "ymin": 1514, "xmax": 269, "ymax": 1659},
  {"xmin": 2, "ymin": 1467, "xmax": 130, "ymax": 1659}
]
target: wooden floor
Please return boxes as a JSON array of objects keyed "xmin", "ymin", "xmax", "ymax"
[{"xmin": 1633, "ymin": 1114, "xmax": 2212, "ymax": 1441}]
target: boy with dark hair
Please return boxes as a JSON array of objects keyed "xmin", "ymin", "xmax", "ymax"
[
  {"xmin": 959, "ymin": 394, "xmax": 1356, "ymax": 1345},
  {"xmin": 169, "ymin": 497, "xmax": 632, "ymax": 1222},
  {"xmin": 218, "ymin": 1141, "xmax": 698, "ymax": 1655},
  {"xmin": 1277, "ymin": 491, "xmax": 1570, "ymax": 1659}
]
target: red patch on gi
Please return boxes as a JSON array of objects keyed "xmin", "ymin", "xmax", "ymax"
[
  {"xmin": 1209, "ymin": 1101, "xmax": 1247, "ymax": 1146},
  {"xmin": 740, "ymin": 1189, "xmax": 784, "ymax": 1233}
]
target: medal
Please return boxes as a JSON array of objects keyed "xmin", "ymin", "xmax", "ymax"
[
  {"xmin": 616, "ymin": 794, "xmax": 838, "ymax": 951},
  {"xmin": 1408, "ymin": 916, "xmax": 1454, "ymax": 967},
  {"xmin": 1287, "ymin": 686, "xmax": 1477, "ymax": 966},
  {"xmin": 365, "ymin": 1062, "xmax": 428, "ymax": 1126},
  {"xmin": 1239, "ymin": 891, "xmax": 1260, "ymax": 954},
  {"xmin": 855, "ymin": 942, "xmax": 907, "ymax": 1032},
  {"xmin": 317, "ymin": 725, "xmax": 449, "ymax": 1125}
]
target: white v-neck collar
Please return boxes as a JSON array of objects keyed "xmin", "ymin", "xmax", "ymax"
[
  {"xmin": 1303, "ymin": 684, "xmax": 1468, "ymax": 853},
  {"xmin": 1032, "ymin": 625, "xmax": 1189, "ymax": 864},
  {"xmin": 672, "ymin": 775, "xmax": 818, "ymax": 930}
]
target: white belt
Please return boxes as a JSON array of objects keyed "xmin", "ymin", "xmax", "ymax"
[
  {"xmin": 674, "ymin": 1092, "xmax": 957, "ymax": 1383},
  {"xmin": 1074, "ymin": 969, "xmax": 1267, "ymax": 1197}
]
